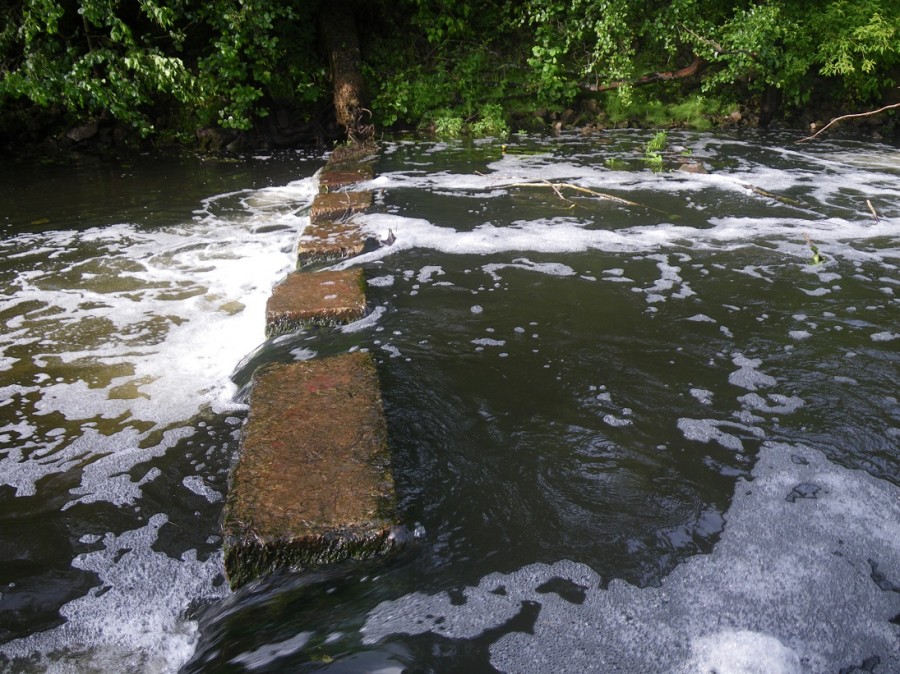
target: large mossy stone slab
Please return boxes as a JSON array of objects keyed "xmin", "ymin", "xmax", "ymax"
[
  {"xmin": 310, "ymin": 191, "xmax": 372, "ymax": 225},
  {"xmin": 265, "ymin": 269, "xmax": 365, "ymax": 336},
  {"xmin": 223, "ymin": 352, "xmax": 396, "ymax": 589},
  {"xmin": 297, "ymin": 221, "xmax": 367, "ymax": 264},
  {"xmin": 326, "ymin": 140, "xmax": 379, "ymax": 169},
  {"xmin": 319, "ymin": 164, "xmax": 374, "ymax": 190}
]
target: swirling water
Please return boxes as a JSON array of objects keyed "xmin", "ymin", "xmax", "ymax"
[{"xmin": 0, "ymin": 132, "xmax": 898, "ymax": 673}]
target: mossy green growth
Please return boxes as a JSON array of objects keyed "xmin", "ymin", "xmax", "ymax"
[
  {"xmin": 644, "ymin": 130, "xmax": 667, "ymax": 170},
  {"xmin": 222, "ymin": 354, "xmax": 399, "ymax": 589},
  {"xmin": 602, "ymin": 92, "xmax": 732, "ymax": 129}
]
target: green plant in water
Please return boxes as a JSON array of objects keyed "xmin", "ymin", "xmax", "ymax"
[
  {"xmin": 646, "ymin": 130, "xmax": 668, "ymax": 153},
  {"xmin": 804, "ymin": 232, "xmax": 825, "ymax": 264},
  {"xmin": 644, "ymin": 130, "xmax": 667, "ymax": 169},
  {"xmin": 470, "ymin": 103, "xmax": 509, "ymax": 138},
  {"xmin": 432, "ymin": 111, "xmax": 464, "ymax": 137}
]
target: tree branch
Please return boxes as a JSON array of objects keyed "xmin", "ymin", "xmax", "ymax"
[
  {"xmin": 797, "ymin": 102, "xmax": 900, "ymax": 142},
  {"xmin": 582, "ymin": 57, "xmax": 703, "ymax": 93}
]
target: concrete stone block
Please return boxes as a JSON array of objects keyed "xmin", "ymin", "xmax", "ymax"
[
  {"xmin": 326, "ymin": 140, "xmax": 379, "ymax": 168},
  {"xmin": 310, "ymin": 191, "xmax": 373, "ymax": 225},
  {"xmin": 223, "ymin": 352, "xmax": 397, "ymax": 589},
  {"xmin": 319, "ymin": 164, "xmax": 374, "ymax": 189},
  {"xmin": 297, "ymin": 221, "xmax": 367, "ymax": 264},
  {"xmin": 266, "ymin": 269, "xmax": 366, "ymax": 336}
]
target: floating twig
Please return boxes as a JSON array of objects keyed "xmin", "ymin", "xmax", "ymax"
[
  {"xmin": 743, "ymin": 183, "xmax": 805, "ymax": 207},
  {"xmin": 866, "ymin": 199, "xmax": 879, "ymax": 223},
  {"xmin": 507, "ymin": 180, "xmax": 643, "ymax": 207}
]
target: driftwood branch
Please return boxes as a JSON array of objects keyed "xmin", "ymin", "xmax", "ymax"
[
  {"xmin": 582, "ymin": 57, "xmax": 703, "ymax": 93},
  {"xmin": 507, "ymin": 180, "xmax": 642, "ymax": 208},
  {"xmin": 797, "ymin": 102, "xmax": 900, "ymax": 142},
  {"xmin": 742, "ymin": 183, "xmax": 804, "ymax": 208}
]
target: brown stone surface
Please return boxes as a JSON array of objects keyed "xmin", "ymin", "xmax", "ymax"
[
  {"xmin": 320, "ymin": 165, "xmax": 374, "ymax": 189},
  {"xmin": 310, "ymin": 191, "xmax": 372, "ymax": 225},
  {"xmin": 266, "ymin": 269, "xmax": 366, "ymax": 335},
  {"xmin": 297, "ymin": 221, "xmax": 367, "ymax": 264},
  {"xmin": 327, "ymin": 140, "xmax": 379, "ymax": 167},
  {"xmin": 223, "ymin": 352, "xmax": 396, "ymax": 588}
]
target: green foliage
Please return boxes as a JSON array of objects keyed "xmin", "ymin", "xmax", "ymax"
[
  {"xmin": 809, "ymin": 1, "xmax": 900, "ymax": 100},
  {"xmin": 0, "ymin": 0, "xmax": 898, "ymax": 145},
  {"xmin": 432, "ymin": 111, "xmax": 464, "ymax": 138},
  {"xmin": 646, "ymin": 130, "xmax": 668, "ymax": 153},
  {"xmin": 470, "ymin": 104, "xmax": 509, "ymax": 138},
  {"xmin": 0, "ymin": 0, "xmax": 325, "ymax": 137},
  {"xmin": 644, "ymin": 130, "xmax": 667, "ymax": 169}
]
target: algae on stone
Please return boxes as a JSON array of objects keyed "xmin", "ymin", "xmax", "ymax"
[{"xmin": 223, "ymin": 352, "xmax": 397, "ymax": 589}]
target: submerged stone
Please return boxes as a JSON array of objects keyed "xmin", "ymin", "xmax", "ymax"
[
  {"xmin": 310, "ymin": 191, "xmax": 372, "ymax": 225},
  {"xmin": 265, "ymin": 269, "xmax": 366, "ymax": 336},
  {"xmin": 223, "ymin": 352, "xmax": 397, "ymax": 589}
]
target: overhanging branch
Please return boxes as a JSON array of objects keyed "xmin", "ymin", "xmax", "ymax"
[{"xmin": 797, "ymin": 102, "xmax": 900, "ymax": 142}]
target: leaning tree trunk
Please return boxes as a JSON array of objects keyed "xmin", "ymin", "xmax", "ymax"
[{"xmin": 319, "ymin": 10, "xmax": 372, "ymax": 142}]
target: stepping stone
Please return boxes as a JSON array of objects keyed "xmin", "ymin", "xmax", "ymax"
[
  {"xmin": 310, "ymin": 191, "xmax": 372, "ymax": 225},
  {"xmin": 223, "ymin": 352, "xmax": 397, "ymax": 589},
  {"xmin": 266, "ymin": 269, "xmax": 366, "ymax": 336},
  {"xmin": 297, "ymin": 221, "xmax": 367, "ymax": 264},
  {"xmin": 319, "ymin": 164, "xmax": 374, "ymax": 190},
  {"xmin": 326, "ymin": 140, "xmax": 379, "ymax": 168}
]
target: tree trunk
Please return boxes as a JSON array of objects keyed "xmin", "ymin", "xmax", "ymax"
[{"xmin": 319, "ymin": 10, "xmax": 371, "ymax": 141}]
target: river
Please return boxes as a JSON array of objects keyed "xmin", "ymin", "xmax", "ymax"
[{"xmin": 0, "ymin": 131, "xmax": 897, "ymax": 673}]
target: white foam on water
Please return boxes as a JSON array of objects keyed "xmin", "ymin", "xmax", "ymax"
[
  {"xmin": 0, "ymin": 174, "xmax": 318, "ymax": 671},
  {"xmin": 676, "ymin": 418, "xmax": 764, "ymax": 452},
  {"xmin": 1, "ymin": 514, "xmax": 228, "ymax": 673},
  {"xmin": 871, "ymin": 331, "xmax": 898, "ymax": 342},
  {"xmin": 738, "ymin": 393, "xmax": 805, "ymax": 415},
  {"xmin": 368, "ymin": 275, "xmax": 395, "ymax": 287},
  {"xmin": 229, "ymin": 632, "xmax": 314, "ymax": 670},
  {"xmin": 689, "ymin": 388, "xmax": 714, "ymax": 405},
  {"xmin": 0, "ymin": 178, "xmax": 316, "ymax": 496},
  {"xmin": 690, "ymin": 630, "xmax": 802, "ymax": 674},
  {"xmin": 728, "ymin": 354, "xmax": 778, "ymax": 391},
  {"xmin": 482, "ymin": 258, "xmax": 577, "ymax": 280},
  {"xmin": 182, "ymin": 475, "xmax": 224, "ymax": 503},
  {"xmin": 472, "ymin": 338, "xmax": 506, "ymax": 348},
  {"xmin": 416, "ymin": 265, "xmax": 445, "ymax": 283},
  {"xmin": 341, "ymin": 305, "xmax": 387, "ymax": 333},
  {"xmin": 361, "ymin": 442, "xmax": 900, "ymax": 673}
]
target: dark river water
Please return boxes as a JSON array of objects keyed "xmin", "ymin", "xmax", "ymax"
[{"xmin": 0, "ymin": 132, "xmax": 898, "ymax": 673}]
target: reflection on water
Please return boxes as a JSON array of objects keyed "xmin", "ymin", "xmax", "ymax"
[{"xmin": 1, "ymin": 133, "xmax": 898, "ymax": 673}]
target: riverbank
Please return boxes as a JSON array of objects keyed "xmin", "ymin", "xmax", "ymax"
[{"xmin": 2, "ymin": 93, "xmax": 898, "ymax": 162}]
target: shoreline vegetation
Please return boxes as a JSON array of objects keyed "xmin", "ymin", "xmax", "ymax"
[{"xmin": 1, "ymin": 0, "xmax": 898, "ymax": 157}]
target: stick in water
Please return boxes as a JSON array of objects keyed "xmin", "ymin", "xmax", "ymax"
[{"xmin": 867, "ymin": 199, "xmax": 879, "ymax": 223}]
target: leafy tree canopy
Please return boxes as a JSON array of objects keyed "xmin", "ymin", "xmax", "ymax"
[{"xmin": 1, "ymin": 0, "xmax": 897, "ymax": 144}]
